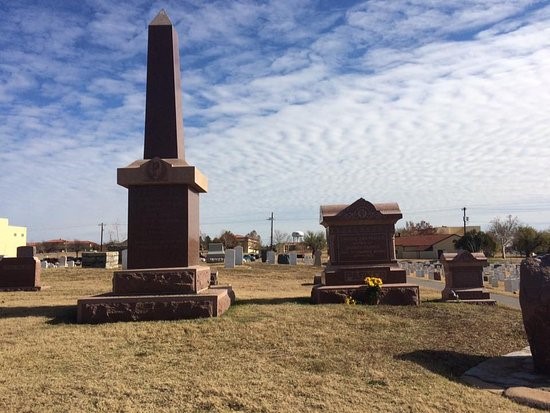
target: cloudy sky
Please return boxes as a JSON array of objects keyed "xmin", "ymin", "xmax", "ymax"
[{"xmin": 1, "ymin": 0, "xmax": 549, "ymax": 244}]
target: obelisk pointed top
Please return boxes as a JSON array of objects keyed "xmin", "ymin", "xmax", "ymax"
[{"xmin": 150, "ymin": 9, "xmax": 172, "ymax": 26}]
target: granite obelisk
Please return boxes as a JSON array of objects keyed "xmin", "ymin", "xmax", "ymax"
[
  {"xmin": 117, "ymin": 10, "xmax": 207, "ymax": 270},
  {"xmin": 77, "ymin": 10, "xmax": 233, "ymax": 323}
]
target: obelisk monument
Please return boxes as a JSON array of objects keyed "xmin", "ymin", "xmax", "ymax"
[{"xmin": 77, "ymin": 10, "xmax": 233, "ymax": 323}]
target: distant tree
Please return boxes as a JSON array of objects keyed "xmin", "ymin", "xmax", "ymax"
[
  {"xmin": 219, "ymin": 230, "xmax": 237, "ymax": 248},
  {"xmin": 397, "ymin": 220, "xmax": 436, "ymax": 236},
  {"xmin": 246, "ymin": 229, "xmax": 262, "ymax": 246},
  {"xmin": 488, "ymin": 215, "xmax": 519, "ymax": 259},
  {"xmin": 512, "ymin": 226, "xmax": 547, "ymax": 257},
  {"xmin": 69, "ymin": 240, "xmax": 88, "ymax": 258},
  {"xmin": 302, "ymin": 230, "xmax": 327, "ymax": 254},
  {"xmin": 40, "ymin": 241, "xmax": 61, "ymax": 253},
  {"xmin": 454, "ymin": 230, "xmax": 496, "ymax": 256},
  {"xmin": 199, "ymin": 233, "xmax": 212, "ymax": 251}
]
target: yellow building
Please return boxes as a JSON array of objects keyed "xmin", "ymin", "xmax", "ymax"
[{"xmin": 0, "ymin": 218, "xmax": 27, "ymax": 258}]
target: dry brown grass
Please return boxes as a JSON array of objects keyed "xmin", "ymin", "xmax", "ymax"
[{"xmin": 0, "ymin": 263, "xmax": 536, "ymax": 412}]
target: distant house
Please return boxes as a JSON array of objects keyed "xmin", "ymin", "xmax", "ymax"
[
  {"xmin": 395, "ymin": 234, "xmax": 460, "ymax": 260},
  {"xmin": 434, "ymin": 226, "xmax": 481, "ymax": 236},
  {"xmin": 0, "ymin": 218, "xmax": 27, "ymax": 258}
]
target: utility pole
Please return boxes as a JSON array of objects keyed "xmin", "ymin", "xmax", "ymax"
[
  {"xmin": 267, "ymin": 212, "xmax": 274, "ymax": 250},
  {"xmin": 98, "ymin": 222, "xmax": 105, "ymax": 251},
  {"xmin": 462, "ymin": 207, "xmax": 467, "ymax": 235}
]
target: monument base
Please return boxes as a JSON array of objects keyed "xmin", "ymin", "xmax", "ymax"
[
  {"xmin": 77, "ymin": 285, "xmax": 235, "ymax": 324},
  {"xmin": 76, "ymin": 265, "xmax": 235, "ymax": 323},
  {"xmin": 311, "ymin": 283, "xmax": 419, "ymax": 306},
  {"xmin": 323, "ymin": 264, "xmax": 406, "ymax": 285}
]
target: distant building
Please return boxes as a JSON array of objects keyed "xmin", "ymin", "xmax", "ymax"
[
  {"xmin": 395, "ymin": 234, "xmax": 460, "ymax": 260},
  {"xmin": 235, "ymin": 235, "xmax": 261, "ymax": 254},
  {"xmin": 435, "ymin": 226, "xmax": 481, "ymax": 236},
  {"xmin": 0, "ymin": 218, "xmax": 27, "ymax": 258}
]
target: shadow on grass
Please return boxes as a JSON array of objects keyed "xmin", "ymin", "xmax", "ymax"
[
  {"xmin": 0, "ymin": 305, "xmax": 77, "ymax": 324},
  {"xmin": 397, "ymin": 350, "xmax": 488, "ymax": 379},
  {"xmin": 235, "ymin": 296, "xmax": 311, "ymax": 306}
]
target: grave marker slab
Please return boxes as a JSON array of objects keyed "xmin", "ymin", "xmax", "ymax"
[
  {"xmin": 225, "ymin": 249, "xmax": 235, "ymax": 269},
  {"xmin": 234, "ymin": 246, "xmax": 243, "ymax": 266}
]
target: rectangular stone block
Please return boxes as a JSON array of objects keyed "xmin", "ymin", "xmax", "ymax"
[
  {"xmin": 112, "ymin": 266, "xmax": 210, "ymax": 295},
  {"xmin": 311, "ymin": 283, "xmax": 419, "ymax": 306},
  {"xmin": 82, "ymin": 252, "xmax": 119, "ymax": 269},
  {"xmin": 77, "ymin": 288, "xmax": 232, "ymax": 324}
]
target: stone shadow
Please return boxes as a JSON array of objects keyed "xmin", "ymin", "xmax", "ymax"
[
  {"xmin": 397, "ymin": 349, "xmax": 489, "ymax": 379},
  {"xmin": 0, "ymin": 305, "xmax": 77, "ymax": 324},
  {"xmin": 235, "ymin": 297, "xmax": 311, "ymax": 306}
]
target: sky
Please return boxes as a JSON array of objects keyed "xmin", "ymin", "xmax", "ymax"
[{"xmin": 1, "ymin": 0, "xmax": 550, "ymax": 245}]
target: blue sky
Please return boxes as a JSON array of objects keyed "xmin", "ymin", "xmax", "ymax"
[{"xmin": 1, "ymin": 0, "xmax": 549, "ymax": 244}]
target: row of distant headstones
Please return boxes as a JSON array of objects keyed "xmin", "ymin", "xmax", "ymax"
[
  {"xmin": 399, "ymin": 261, "xmax": 520, "ymax": 292},
  {"xmin": 222, "ymin": 248, "xmax": 322, "ymax": 268}
]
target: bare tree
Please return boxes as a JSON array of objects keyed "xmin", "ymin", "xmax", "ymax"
[
  {"xmin": 273, "ymin": 230, "xmax": 290, "ymax": 253},
  {"xmin": 488, "ymin": 215, "xmax": 519, "ymax": 259},
  {"xmin": 396, "ymin": 220, "xmax": 436, "ymax": 236}
]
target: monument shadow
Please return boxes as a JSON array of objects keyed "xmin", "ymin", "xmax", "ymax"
[
  {"xmin": 0, "ymin": 304, "xmax": 77, "ymax": 324},
  {"xmin": 397, "ymin": 349, "xmax": 488, "ymax": 379}
]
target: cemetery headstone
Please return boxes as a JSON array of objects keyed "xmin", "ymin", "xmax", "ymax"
[
  {"xmin": 121, "ymin": 249, "xmax": 128, "ymax": 270},
  {"xmin": 224, "ymin": 249, "xmax": 235, "ymax": 269},
  {"xmin": 0, "ymin": 246, "xmax": 45, "ymax": 291},
  {"xmin": 311, "ymin": 198, "xmax": 419, "ymax": 305},
  {"xmin": 58, "ymin": 256, "xmax": 67, "ymax": 268},
  {"xmin": 266, "ymin": 250, "xmax": 276, "ymax": 264},
  {"xmin": 440, "ymin": 251, "xmax": 494, "ymax": 303},
  {"xmin": 289, "ymin": 252, "xmax": 297, "ymax": 266},
  {"xmin": 206, "ymin": 243, "xmax": 225, "ymax": 263},
  {"xmin": 313, "ymin": 250, "xmax": 322, "ymax": 267},
  {"xmin": 77, "ymin": 10, "xmax": 234, "ymax": 323},
  {"xmin": 234, "ymin": 246, "xmax": 243, "ymax": 266},
  {"xmin": 520, "ymin": 255, "xmax": 550, "ymax": 373}
]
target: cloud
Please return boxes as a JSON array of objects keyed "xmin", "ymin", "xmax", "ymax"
[{"xmin": 0, "ymin": 0, "xmax": 549, "ymax": 243}]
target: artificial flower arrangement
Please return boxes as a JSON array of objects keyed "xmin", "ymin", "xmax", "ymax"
[{"xmin": 364, "ymin": 276, "xmax": 383, "ymax": 305}]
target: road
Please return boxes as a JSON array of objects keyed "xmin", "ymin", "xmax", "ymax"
[{"xmin": 406, "ymin": 276, "xmax": 520, "ymax": 310}]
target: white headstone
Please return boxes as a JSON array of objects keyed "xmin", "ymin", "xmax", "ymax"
[
  {"xmin": 234, "ymin": 246, "xmax": 243, "ymax": 265},
  {"xmin": 266, "ymin": 250, "xmax": 276, "ymax": 264},
  {"xmin": 41, "ymin": 260, "xmax": 47, "ymax": 269},
  {"xmin": 289, "ymin": 251, "xmax": 297, "ymax": 265},
  {"xmin": 67, "ymin": 260, "xmax": 75, "ymax": 268},
  {"xmin": 225, "ymin": 249, "xmax": 235, "ymax": 268},
  {"xmin": 121, "ymin": 249, "xmax": 128, "ymax": 270},
  {"xmin": 58, "ymin": 256, "xmax": 67, "ymax": 267},
  {"xmin": 511, "ymin": 278, "xmax": 520, "ymax": 292},
  {"xmin": 314, "ymin": 250, "xmax": 322, "ymax": 267},
  {"xmin": 490, "ymin": 277, "xmax": 499, "ymax": 288},
  {"xmin": 504, "ymin": 278, "xmax": 513, "ymax": 293}
]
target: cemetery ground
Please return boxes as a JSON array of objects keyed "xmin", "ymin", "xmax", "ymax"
[{"xmin": 0, "ymin": 264, "xmax": 537, "ymax": 412}]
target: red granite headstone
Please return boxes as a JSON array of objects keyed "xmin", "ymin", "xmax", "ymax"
[
  {"xmin": 440, "ymin": 250, "xmax": 494, "ymax": 303},
  {"xmin": 311, "ymin": 198, "xmax": 419, "ymax": 305}
]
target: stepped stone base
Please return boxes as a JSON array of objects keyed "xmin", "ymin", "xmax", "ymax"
[
  {"xmin": 113, "ymin": 266, "xmax": 210, "ymax": 295},
  {"xmin": 311, "ymin": 283, "xmax": 419, "ymax": 306},
  {"xmin": 77, "ymin": 285, "xmax": 234, "ymax": 324}
]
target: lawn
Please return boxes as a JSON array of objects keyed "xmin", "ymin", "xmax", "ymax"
[{"xmin": 0, "ymin": 263, "xmax": 536, "ymax": 412}]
